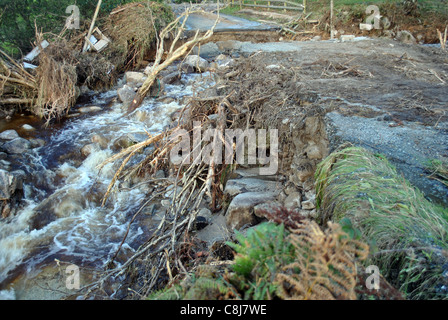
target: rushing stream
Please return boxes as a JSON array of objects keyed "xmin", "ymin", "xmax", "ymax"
[{"xmin": 0, "ymin": 70, "xmax": 214, "ymax": 299}]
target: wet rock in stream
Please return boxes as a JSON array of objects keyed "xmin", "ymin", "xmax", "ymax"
[
  {"xmin": 29, "ymin": 188, "xmax": 87, "ymax": 230},
  {"xmin": 0, "ymin": 130, "xmax": 20, "ymax": 140},
  {"xmin": 1, "ymin": 138, "xmax": 32, "ymax": 154}
]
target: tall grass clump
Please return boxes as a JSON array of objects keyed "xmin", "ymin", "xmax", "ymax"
[{"xmin": 315, "ymin": 146, "xmax": 448, "ymax": 299}]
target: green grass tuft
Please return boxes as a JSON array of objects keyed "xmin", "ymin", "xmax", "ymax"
[{"xmin": 315, "ymin": 146, "xmax": 448, "ymax": 299}]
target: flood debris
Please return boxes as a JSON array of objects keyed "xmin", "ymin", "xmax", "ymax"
[
  {"xmin": 83, "ymin": 27, "xmax": 111, "ymax": 53},
  {"xmin": 82, "ymin": 0, "xmax": 104, "ymax": 53},
  {"xmin": 104, "ymin": 1, "xmax": 175, "ymax": 72},
  {"xmin": 0, "ymin": 1, "xmax": 175, "ymax": 124},
  {"xmin": 78, "ymin": 29, "xmax": 335, "ymax": 299},
  {"xmin": 125, "ymin": 7, "xmax": 219, "ymax": 114}
]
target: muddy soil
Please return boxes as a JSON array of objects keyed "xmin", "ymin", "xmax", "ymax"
[
  {"xmin": 267, "ymin": 39, "xmax": 448, "ymax": 126},
  {"xmin": 211, "ymin": 38, "xmax": 448, "ymax": 206}
]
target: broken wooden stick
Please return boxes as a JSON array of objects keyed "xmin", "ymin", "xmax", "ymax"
[
  {"xmin": 437, "ymin": 25, "xmax": 447, "ymax": 50},
  {"xmin": 82, "ymin": 0, "xmax": 103, "ymax": 52}
]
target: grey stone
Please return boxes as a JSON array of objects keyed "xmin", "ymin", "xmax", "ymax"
[
  {"xmin": 301, "ymin": 199, "xmax": 316, "ymax": 210},
  {"xmin": 29, "ymin": 138, "xmax": 45, "ymax": 148},
  {"xmin": 305, "ymin": 143, "xmax": 324, "ymax": 159},
  {"xmin": 80, "ymin": 143, "xmax": 99, "ymax": 157},
  {"xmin": 117, "ymin": 85, "xmax": 136, "ymax": 103},
  {"xmin": 112, "ymin": 134, "xmax": 134, "ymax": 151},
  {"xmin": 91, "ymin": 134, "xmax": 109, "ymax": 149},
  {"xmin": 22, "ymin": 124, "xmax": 35, "ymax": 131},
  {"xmin": 180, "ymin": 63, "xmax": 195, "ymax": 74},
  {"xmin": 208, "ymin": 62, "xmax": 218, "ymax": 71},
  {"xmin": 0, "ymin": 169, "xmax": 18, "ymax": 199},
  {"xmin": 198, "ymin": 207, "xmax": 213, "ymax": 221},
  {"xmin": 208, "ymin": 114, "xmax": 219, "ymax": 121},
  {"xmin": 283, "ymin": 191, "xmax": 302, "ymax": 210},
  {"xmin": 155, "ymin": 170, "xmax": 166, "ymax": 179},
  {"xmin": 162, "ymin": 71, "xmax": 181, "ymax": 85},
  {"xmin": 304, "ymin": 190, "xmax": 316, "ymax": 202},
  {"xmin": 164, "ymin": 185, "xmax": 182, "ymax": 198},
  {"xmin": 192, "ymin": 42, "xmax": 221, "ymax": 58},
  {"xmin": 10, "ymin": 170, "xmax": 25, "ymax": 190},
  {"xmin": 224, "ymin": 178, "xmax": 280, "ymax": 197},
  {"xmin": 125, "ymin": 71, "xmax": 146, "ymax": 87},
  {"xmin": 0, "ymin": 130, "xmax": 19, "ymax": 140},
  {"xmin": 396, "ymin": 30, "xmax": 416, "ymax": 44},
  {"xmin": 0, "ymin": 160, "xmax": 10, "ymax": 170},
  {"xmin": 184, "ymin": 55, "xmax": 209, "ymax": 73},
  {"xmin": 215, "ymin": 55, "xmax": 234, "ymax": 69},
  {"xmin": 216, "ymin": 40, "xmax": 243, "ymax": 53},
  {"xmin": 127, "ymin": 132, "xmax": 148, "ymax": 144},
  {"xmin": 2, "ymin": 138, "xmax": 32, "ymax": 154},
  {"xmin": 253, "ymin": 201, "xmax": 283, "ymax": 219},
  {"xmin": 225, "ymin": 191, "xmax": 278, "ymax": 230}
]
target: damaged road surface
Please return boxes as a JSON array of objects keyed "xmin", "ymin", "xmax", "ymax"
[{"xmin": 200, "ymin": 37, "xmax": 448, "ymax": 206}]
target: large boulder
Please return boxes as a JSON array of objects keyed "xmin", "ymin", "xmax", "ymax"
[
  {"xmin": 125, "ymin": 71, "xmax": 146, "ymax": 87},
  {"xmin": 0, "ymin": 130, "xmax": 19, "ymax": 140},
  {"xmin": 2, "ymin": 138, "xmax": 32, "ymax": 154},
  {"xmin": 225, "ymin": 191, "xmax": 278, "ymax": 230},
  {"xmin": 117, "ymin": 84, "xmax": 136, "ymax": 104},
  {"xmin": 161, "ymin": 71, "xmax": 181, "ymax": 85},
  {"xmin": 192, "ymin": 42, "xmax": 221, "ymax": 58}
]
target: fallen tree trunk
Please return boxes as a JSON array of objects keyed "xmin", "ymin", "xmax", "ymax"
[{"xmin": 126, "ymin": 8, "xmax": 219, "ymax": 114}]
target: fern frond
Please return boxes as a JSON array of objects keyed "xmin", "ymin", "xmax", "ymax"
[{"xmin": 275, "ymin": 220, "xmax": 369, "ymax": 300}]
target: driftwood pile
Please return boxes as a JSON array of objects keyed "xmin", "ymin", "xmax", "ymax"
[{"xmin": 0, "ymin": 1, "xmax": 175, "ymax": 124}]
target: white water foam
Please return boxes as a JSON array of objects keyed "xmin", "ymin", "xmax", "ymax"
[{"xmin": 0, "ymin": 72, "xmax": 214, "ymax": 296}]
